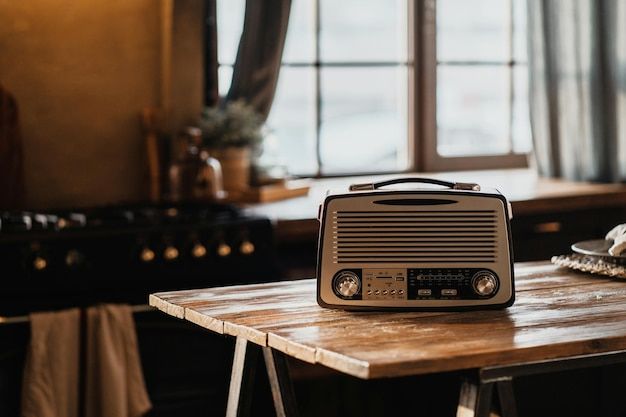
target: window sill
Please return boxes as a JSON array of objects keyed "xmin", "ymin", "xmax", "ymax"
[{"xmin": 244, "ymin": 168, "xmax": 626, "ymax": 242}]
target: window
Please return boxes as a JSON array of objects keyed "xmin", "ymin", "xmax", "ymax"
[{"xmin": 216, "ymin": 0, "xmax": 530, "ymax": 176}]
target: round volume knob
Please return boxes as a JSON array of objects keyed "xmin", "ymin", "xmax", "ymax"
[
  {"xmin": 333, "ymin": 271, "xmax": 361, "ymax": 298},
  {"xmin": 472, "ymin": 271, "xmax": 498, "ymax": 297}
]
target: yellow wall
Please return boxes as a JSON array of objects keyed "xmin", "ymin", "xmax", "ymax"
[{"xmin": 0, "ymin": 0, "xmax": 203, "ymax": 209}]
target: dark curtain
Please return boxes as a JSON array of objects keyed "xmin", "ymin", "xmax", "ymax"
[
  {"xmin": 527, "ymin": 0, "xmax": 626, "ymax": 182},
  {"xmin": 225, "ymin": 0, "xmax": 292, "ymax": 121}
]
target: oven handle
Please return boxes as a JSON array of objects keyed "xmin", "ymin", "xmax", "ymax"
[{"xmin": 0, "ymin": 304, "xmax": 155, "ymax": 326}]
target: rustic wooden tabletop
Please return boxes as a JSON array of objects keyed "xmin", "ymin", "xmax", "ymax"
[{"xmin": 150, "ymin": 262, "xmax": 626, "ymax": 380}]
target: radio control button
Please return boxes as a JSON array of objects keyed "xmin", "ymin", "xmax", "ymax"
[
  {"xmin": 398, "ymin": 289, "xmax": 404, "ymax": 295},
  {"xmin": 441, "ymin": 289, "xmax": 458, "ymax": 296},
  {"xmin": 375, "ymin": 290, "xmax": 380, "ymax": 295},
  {"xmin": 417, "ymin": 289, "xmax": 432, "ymax": 296}
]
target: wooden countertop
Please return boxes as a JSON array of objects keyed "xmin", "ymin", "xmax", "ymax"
[
  {"xmin": 243, "ymin": 169, "xmax": 626, "ymax": 241},
  {"xmin": 150, "ymin": 262, "xmax": 626, "ymax": 379}
]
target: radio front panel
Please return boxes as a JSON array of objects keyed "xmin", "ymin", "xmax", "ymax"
[{"xmin": 317, "ymin": 190, "xmax": 514, "ymax": 310}]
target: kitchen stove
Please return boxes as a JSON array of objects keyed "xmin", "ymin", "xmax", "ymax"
[
  {"xmin": 0, "ymin": 202, "xmax": 277, "ymax": 417},
  {"xmin": 0, "ymin": 202, "xmax": 276, "ymax": 315}
]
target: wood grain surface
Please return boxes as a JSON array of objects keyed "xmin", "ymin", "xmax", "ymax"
[{"xmin": 150, "ymin": 262, "xmax": 626, "ymax": 379}]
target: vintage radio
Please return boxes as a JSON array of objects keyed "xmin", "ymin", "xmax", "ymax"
[{"xmin": 316, "ymin": 177, "xmax": 514, "ymax": 310}]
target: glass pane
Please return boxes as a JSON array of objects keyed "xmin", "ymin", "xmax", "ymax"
[
  {"xmin": 437, "ymin": 65, "xmax": 510, "ymax": 156},
  {"xmin": 320, "ymin": 0, "xmax": 407, "ymax": 63},
  {"xmin": 216, "ymin": 0, "xmax": 245, "ymax": 65},
  {"xmin": 218, "ymin": 66, "xmax": 233, "ymax": 97},
  {"xmin": 437, "ymin": 0, "xmax": 510, "ymax": 62},
  {"xmin": 266, "ymin": 67, "xmax": 317, "ymax": 176},
  {"xmin": 320, "ymin": 67, "xmax": 408, "ymax": 174},
  {"xmin": 513, "ymin": 0, "xmax": 527, "ymax": 62},
  {"xmin": 512, "ymin": 65, "xmax": 532, "ymax": 153},
  {"xmin": 282, "ymin": 0, "xmax": 316, "ymax": 63}
]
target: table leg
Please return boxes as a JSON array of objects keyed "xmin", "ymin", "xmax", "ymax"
[
  {"xmin": 226, "ymin": 337, "xmax": 259, "ymax": 417},
  {"xmin": 456, "ymin": 378, "xmax": 495, "ymax": 417},
  {"xmin": 456, "ymin": 377, "xmax": 517, "ymax": 417},
  {"xmin": 495, "ymin": 379, "xmax": 517, "ymax": 417},
  {"xmin": 263, "ymin": 347, "xmax": 300, "ymax": 417}
]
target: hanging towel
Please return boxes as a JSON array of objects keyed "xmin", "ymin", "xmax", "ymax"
[
  {"xmin": 85, "ymin": 304, "xmax": 152, "ymax": 417},
  {"xmin": 21, "ymin": 308, "xmax": 80, "ymax": 417}
]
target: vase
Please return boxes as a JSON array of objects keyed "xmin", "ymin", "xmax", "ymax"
[{"xmin": 208, "ymin": 147, "xmax": 251, "ymax": 192}]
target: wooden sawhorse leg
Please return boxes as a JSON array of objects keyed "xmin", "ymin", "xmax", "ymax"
[
  {"xmin": 457, "ymin": 349, "xmax": 626, "ymax": 417},
  {"xmin": 226, "ymin": 336, "xmax": 299, "ymax": 417},
  {"xmin": 457, "ymin": 378, "xmax": 517, "ymax": 417}
]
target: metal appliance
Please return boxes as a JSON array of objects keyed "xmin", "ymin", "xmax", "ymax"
[{"xmin": 0, "ymin": 203, "xmax": 277, "ymax": 416}]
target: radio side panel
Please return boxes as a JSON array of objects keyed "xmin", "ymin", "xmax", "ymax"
[{"xmin": 316, "ymin": 190, "xmax": 514, "ymax": 310}]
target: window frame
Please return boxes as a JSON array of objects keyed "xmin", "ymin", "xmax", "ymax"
[
  {"xmin": 209, "ymin": 0, "xmax": 530, "ymax": 176},
  {"xmin": 411, "ymin": 0, "xmax": 529, "ymax": 172}
]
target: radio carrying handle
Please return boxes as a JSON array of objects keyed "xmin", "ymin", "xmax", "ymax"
[{"xmin": 349, "ymin": 177, "xmax": 481, "ymax": 192}]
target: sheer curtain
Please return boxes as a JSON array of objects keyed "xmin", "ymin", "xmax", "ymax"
[{"xmin": 527, "ymin": 0, "xmax": 626, "ymax": 182}]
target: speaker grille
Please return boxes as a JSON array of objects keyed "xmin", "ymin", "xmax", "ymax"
[{"xmin": 333, "ymin": 210, "xmax": 498, "ymax": 263}]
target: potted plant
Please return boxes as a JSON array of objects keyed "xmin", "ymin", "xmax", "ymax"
[{"xmin": 197, "ymin": 100, "xmax": 263, "ymax": 193}]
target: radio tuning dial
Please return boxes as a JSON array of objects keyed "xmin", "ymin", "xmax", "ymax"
[
  {"xmin": 333, "ymin": 271, "xmax": 361, "ymax": 298},
  {"xmin": 472, "ymin": 271, "xmax": 498, "ymax": 297}
]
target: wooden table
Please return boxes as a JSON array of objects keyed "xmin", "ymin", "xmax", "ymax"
[{"xmin": 150, "ymin": 262, "xmax": 626, "ymax": 417}]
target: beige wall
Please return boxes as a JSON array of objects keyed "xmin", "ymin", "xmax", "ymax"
[{"xmin": 0, "ymin": 0, "xmax": 203, "ymax": 209}]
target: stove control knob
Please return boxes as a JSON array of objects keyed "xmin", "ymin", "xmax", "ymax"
[
  {"xmin": 472, "ymin": 271, "xmax": 498, "ymax": 297},
  {"xmin": 239, "ymin": 240, "xmax": 255, "ymax": 255},
  {"xmin": 217, "ymin": 242, "xmax": 231, "ymax": 257},
  {"xmin": 33, "ymin": 256, "xmax": 48, "ymax": 271},
  {"xmin": 163, "ymin": 245, "xmax": 179, "ymax": 261},
  {"xmin": 333, "ymin": 271, "xmax": 361, "ymax": 298},
  {"xmin": 65, "ymin": 249, "xmax": 84, "ymax": 267},
  {"xmin": 191, "ymin": 243, "xmax": 207, "ymax": 258},
  {"xmin": 140, "ymin": 247, "xmax": 156, "ymax": 263}
]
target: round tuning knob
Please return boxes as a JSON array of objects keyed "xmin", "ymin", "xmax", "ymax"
[
  {"xmin": 239, "ymin": 240, "xmax": 255, "ymax": 255},
  {"xmin": 140, "ymin": 247, "xmax": 156, "ymax": 263},
  {"xmin": 217, "ymin": 242, "xmax": 231, "ymax": 257},
  {"xmin": 333, "ymin": 271, "xmax": 361, "ymax": 298},
  {"xmin": 191, "ymin": 243, "xmax": 207, "ymax": 258},
  {"xmin": 472, "ymin": 271, "xmax": 498, "ymax": 297},
  {"xmin": 163, "ymin": 245, "xmax": 179, "ymax": 261}
]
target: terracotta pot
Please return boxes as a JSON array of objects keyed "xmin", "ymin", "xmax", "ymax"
[{"xmin": 208, "ymin": 147, "xmax": 251, "ymax": 192}]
